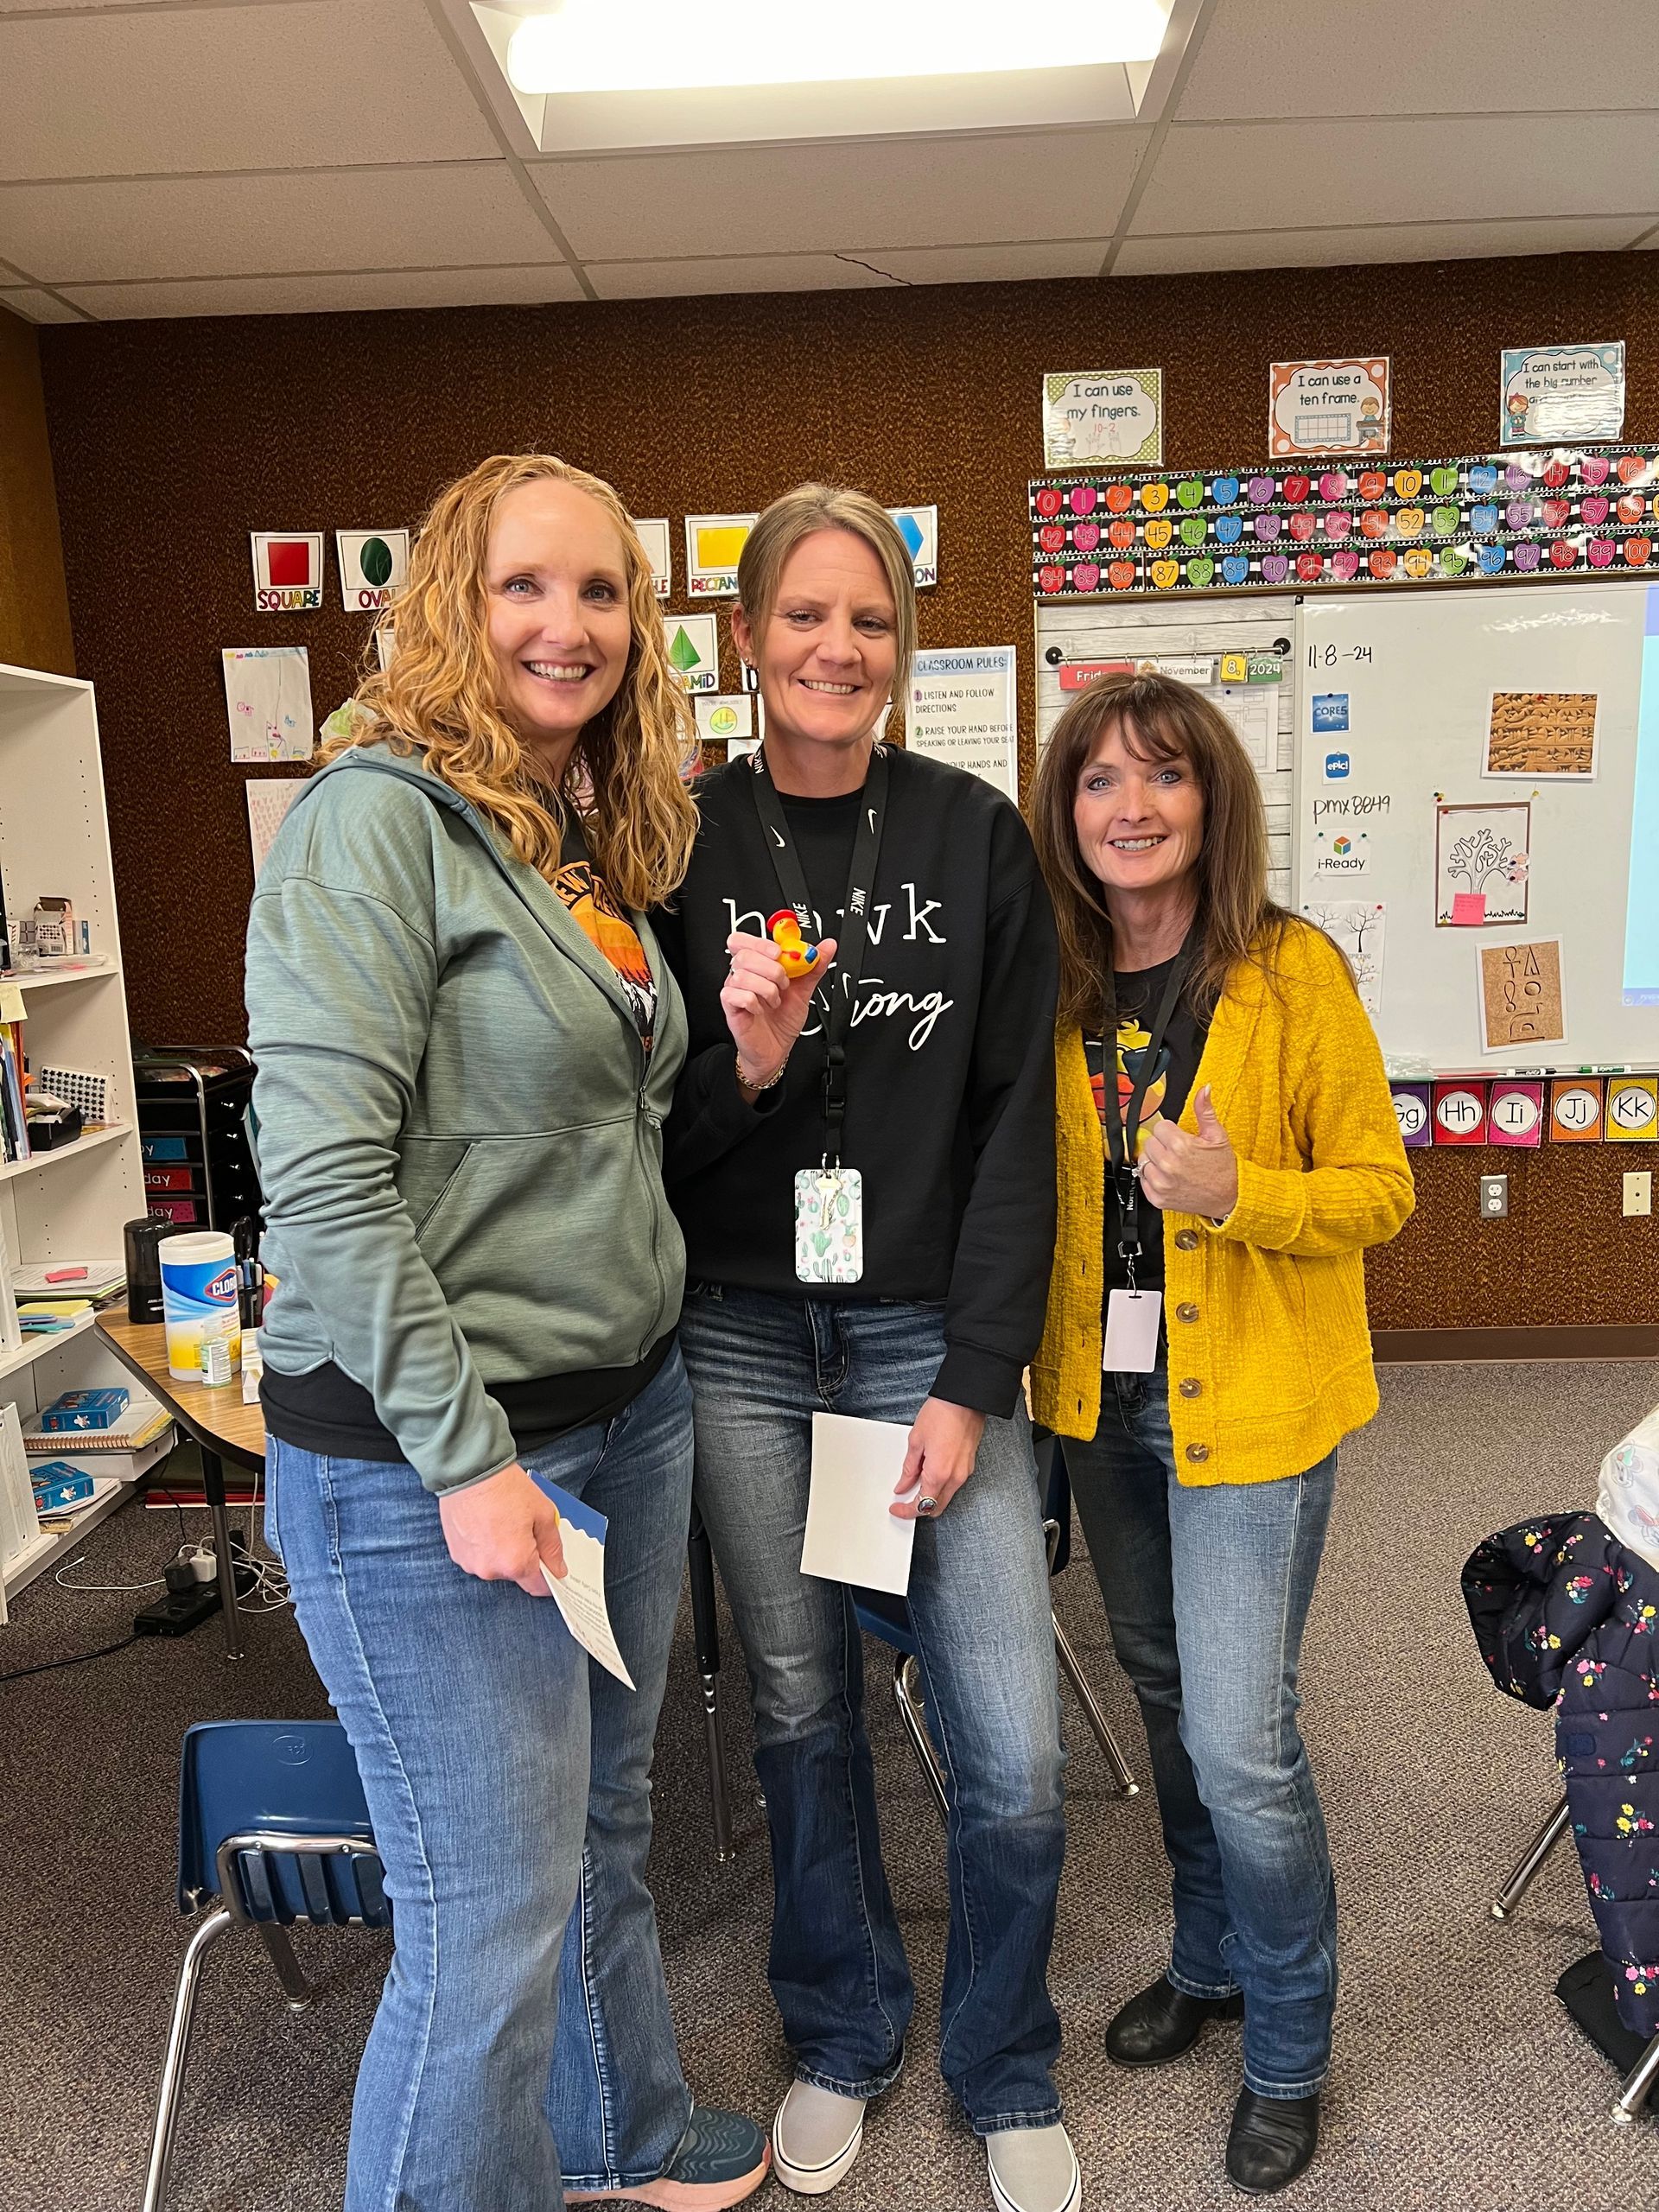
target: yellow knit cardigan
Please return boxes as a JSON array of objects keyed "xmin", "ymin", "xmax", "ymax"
[{"xmin": 1031, "ymin": 919, "xmax": 1415, "ymax": 1484}]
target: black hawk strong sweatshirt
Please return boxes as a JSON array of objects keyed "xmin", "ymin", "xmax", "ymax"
[{"xmin": 653, "ymin": 746, "xmax": 1058, "ymax": 1420}]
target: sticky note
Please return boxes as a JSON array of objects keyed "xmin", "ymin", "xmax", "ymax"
[
  {"xmin": 1489, "ymin": 1079, "xmax": 1544, "ymax": 1147},
  {"xmin": 0, "ymin": 982, "xmax": 24, "ymax": 1022},
  {"xmin": 1549, "ymin": 1078, "xmax": 1603, "ymax": 1142},
  {"xmin": 1607, "ymin": 1077, "xmax": 1659, "ymax": 1141},
  {"xmin": 1433, "ymin": 1082, "xmax": 1488, "ymax": 1145},
  {"xmin": 1450, "ymin": 893, "xmax": 1487, "ymax": 926}
]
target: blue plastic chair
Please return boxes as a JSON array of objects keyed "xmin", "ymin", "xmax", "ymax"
[
  {"xmin": 852, "ymin": 1432, "xmax": 1137, "ymax": 1822},
  {"xmin": 143, "ymin": 1721, "xmax": 390, "ymax": 2212}
]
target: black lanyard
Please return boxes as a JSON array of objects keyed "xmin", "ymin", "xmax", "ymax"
[
  {"xmin": 1103, "ymin": 934, "xmax": 1194, "ymax": 1261},
  {"xmin": 748, "ymin": 743, "xmax": 890, "ymax": 1168}
]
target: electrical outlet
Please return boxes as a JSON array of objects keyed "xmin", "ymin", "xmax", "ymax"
[
  {"xmin": 1479, "ymin": 1173, "xmax": 1509, "ymax": 1219},
  {"xmin": 1625, "ymin": 1172, "xmax": 1653, "ymax": 1218}
]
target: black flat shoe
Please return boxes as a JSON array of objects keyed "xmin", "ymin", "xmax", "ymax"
[
  {"xmin": 1105, "ymin": 1974, "xmax": 1245, "ymax": 2067},
  {"xmin": 1225, "ymin": 2088, "xmax": 1321, "ymax": 2195}
]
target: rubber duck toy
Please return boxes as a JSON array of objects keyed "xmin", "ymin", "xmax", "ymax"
[{"xmin": 767, "ymin": 909, "xmax": 822, "ymax": 978}]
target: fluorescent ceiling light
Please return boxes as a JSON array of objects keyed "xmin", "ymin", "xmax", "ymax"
[{"xmin": 506, "ymin": 1, "xmax": 1171, "ymax": 95}]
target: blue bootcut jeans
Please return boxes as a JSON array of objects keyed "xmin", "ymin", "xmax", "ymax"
[
  {"xmin": 1062, "ymin": 1352, "xmax": 1338, "ymax": 2100},
  {"xmin": 677, "ymin": 1284, "xmax": 1066, "ymax": 2137},
  {"xmin": 264, "ymin": 1349, "xmax": 698, "ymax": 2212}
]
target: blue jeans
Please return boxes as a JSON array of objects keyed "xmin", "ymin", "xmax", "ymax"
[
  {"xmin": 677, "ymin": 1285, "xmax": 1065, "ymax": 2135},
  {"xmin": 264, "ymin": 1349, "xmax": 697, "ymax": 2211},
  {"xmin": 1063, "ymin": 1355, "xmax": 1338, "ymax": 2100}
]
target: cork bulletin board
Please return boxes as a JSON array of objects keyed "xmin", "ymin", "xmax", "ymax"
[{"xmin": 36, "ymin": 249, "xmax": 1659, "ymax": 1332}]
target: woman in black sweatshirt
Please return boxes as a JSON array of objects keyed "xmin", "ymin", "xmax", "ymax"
[{"xmin": 655, "ymin": 487, "xmax": 1076, "ymax": 2212}]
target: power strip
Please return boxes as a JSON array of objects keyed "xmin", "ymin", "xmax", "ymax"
[{"xmin": 134, "ymin": 1583, "xmax": 222, "ymax": 1637}]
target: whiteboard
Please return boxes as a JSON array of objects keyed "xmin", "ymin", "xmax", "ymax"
[
  {"xmin": 1294, "ymin": 582, "xmax": 1659, "ymax": 1072},
  {"xmin": 1034, "ymin": 596, "xmax": 1300, "ymax": 906}
]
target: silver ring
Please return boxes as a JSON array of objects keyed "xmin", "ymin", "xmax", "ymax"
[{"xmin": 917, "ymin": 1496, "xmax": 938, "ymax": 1516}]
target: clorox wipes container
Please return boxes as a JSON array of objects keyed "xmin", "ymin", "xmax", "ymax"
[{"xmin": 159, "ymin": 1230, "xmax": 242, "ymax": 1381}]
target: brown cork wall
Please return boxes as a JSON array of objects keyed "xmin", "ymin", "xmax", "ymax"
[
  {"xmin": 35, "ymin": 250, "xmax": 1659, "ymax": 1330},
  {"xmin": 0, "ymin": 305, "xmax": 73, "ymax": 677}
]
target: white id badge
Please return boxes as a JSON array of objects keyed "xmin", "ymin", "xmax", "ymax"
[
  {"xmin": 1103, "ymin": 1287, "xmax": 1163, "ymax": 1374},
  {"xmin": 794, "ymin": 1166, "xmax": 865, "ymax": 1283}
]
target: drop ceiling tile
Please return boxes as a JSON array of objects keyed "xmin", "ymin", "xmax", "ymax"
[
  {"xmin": 1179, "ymin": 0, "xmax": 1659, "ymax": 118},
  {"xmin": 0, "ymin": 163, "xmax": 562, "ymax": 283},
  {"xmin": 533, "ymin": 127, "xmax": 1149, "ymax": 260},
  {"xmin": 60, "ymin": 264, "xmax": 588, "ymax": 318},
  {"xmin": 1115, "ymin": 215, "xmax": 1656, "ymax": 277},
  {"xmin": 0, "ymin": 285, "xmax": 85, "ymax": 322},
  {"xmin": 1137, "ymin": 116, "xmax": 1659, "ymax": 234},
  {"xmin": 855, "ymin": 239, "xmax": 1112, "ymax": 283},
  {"xmin": 0, "ymin": 0, "xmax": 497, "ymax": 180},
  {"xmin": 588, "ymin": 254, "xmax": 896, "ymax": 299}
]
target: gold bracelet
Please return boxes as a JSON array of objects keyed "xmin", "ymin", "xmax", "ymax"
[{"xmin": 736, "ymin": 1050, "xmax": 786, "ymax": 1092}]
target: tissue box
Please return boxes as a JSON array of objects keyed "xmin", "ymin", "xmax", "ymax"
[
  {"xmin": 40, "ymin": 1386, "xmax": 130, "ymax": 1432},
  {"xmin": 31, "ymin": 1461, "xmax": 96, "ymax": 1511}
]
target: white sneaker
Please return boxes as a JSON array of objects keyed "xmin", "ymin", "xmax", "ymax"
[
  {"xmin": 986, "ymin": 2123, "xmax": 1082, "ymax": 2212},
  {"xmin": 771, "ymin": 2082, "xmax": 868, "ymax": 2196}
]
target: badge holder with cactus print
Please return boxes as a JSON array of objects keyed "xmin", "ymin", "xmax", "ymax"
[{"xmin": 795, "ymin": 1166, "xmax": 865, "ymax": 1283}]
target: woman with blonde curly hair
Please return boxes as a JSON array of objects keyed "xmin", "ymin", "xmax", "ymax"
[{"xmin": 245, "ymin": 454, "xmax": 769, "ymax": 2212}]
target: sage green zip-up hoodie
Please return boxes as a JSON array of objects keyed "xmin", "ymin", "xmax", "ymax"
[{"xmin": 245, "ymin": 742, "xmax": 687, "ymax": 1495}]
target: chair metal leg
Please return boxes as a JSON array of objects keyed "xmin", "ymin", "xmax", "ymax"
[
  {"xmin": 142, "ymin": 1906, "xmax": 234, "ymax": 2212},
  {"xmin": 1052, "ymin": 1614, "xmax": 1138, "ymax": 1796},
  {"xmin": 686, "ymin": 1517, "xmax": 735, "ymax": 1862},
  {"xmin": 700, "ymin": 1671, "xmax": 736, "ymax": 1864},
  {"xmin": 893, "ymin": 1651, "xmax": 951, "ymax": 1826},
  {"xmin": 256, "ymin": 1923, "xmax": 314, "ymax": 2012},
  {"xmin": 1614, "ymin": 2030, "xmax": 1659, "ymax": 2126},
  {"xmin": 1490, "ymin": 1795, "xmax": 1571, "ymax": 1920}
]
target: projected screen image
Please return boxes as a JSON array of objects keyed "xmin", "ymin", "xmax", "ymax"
[{"xmin": 1624, "ymin": 584, "xmax": 1659, "ymax": 1007}]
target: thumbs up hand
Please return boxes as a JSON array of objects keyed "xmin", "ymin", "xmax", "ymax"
[{"xmin": 1138, "ymin": 1084, "xmax": 1239, "ymax": 1220}]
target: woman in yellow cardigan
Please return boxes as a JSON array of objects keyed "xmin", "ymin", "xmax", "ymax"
[{"xmin": 1027, "ymin": 671, "xmax": 1412, "ymax": 2197}]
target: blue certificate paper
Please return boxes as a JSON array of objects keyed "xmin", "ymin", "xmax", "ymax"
[{"xmin": 529, "ymin": 1475, "xmax": 636, "ymax": 1690}]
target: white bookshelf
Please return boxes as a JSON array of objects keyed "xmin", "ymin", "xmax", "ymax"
[{"xmin": 0, "ymin": 664, "xmax": 148, "ymax": 1611}]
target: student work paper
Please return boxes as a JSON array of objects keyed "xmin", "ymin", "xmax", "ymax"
[
  {"xmin": 532, "ymin": 1477, "xmax": 636, "ymax": 1688},
  {"xmin": 802, "ymin": 1412, "xmax": 917, "ymax": 1598}
]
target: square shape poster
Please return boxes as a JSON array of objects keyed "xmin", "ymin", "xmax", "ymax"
[
  {"xmin": 1042, "ymin": 370, "xmax": 1163, "ymax": 467},
  {"xmin": 251, "ymin": 531, "xmax": 324, "ymax": 613},
  {"xmin": 1501, "ymin": 342, "xmax": 1625, "ymax": 446},
  {"xmin": 1268, "ymin": 359, "xmax": 1390, "ymax": 458}
]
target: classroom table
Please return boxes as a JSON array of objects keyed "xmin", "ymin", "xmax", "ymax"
[{"xmin": 95, "ymin": 1315, "xmax": 264, "ymax": 1659}]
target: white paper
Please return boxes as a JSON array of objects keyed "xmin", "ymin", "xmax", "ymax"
[
  {"xmin": 629, "ymin": 517, "xmax": 672, "ymax": 600},
  {"xmin": 887, "ymin": 505, "xmax": 938, "ymax": 588},
  {"xmin": 693, "ymin": 693, "xmax": 753, "ymax": 743},
  {"xmin": 335, "ymin": 529, "xmax": 409, "ymax": 613},
  {"xmin": 245, "ymin": 779, "xmax": 304, "ymax": 876},
  {"xmin": 907, "ymin": 646, "xmax": 1018, "ymax": 798},
  {"xmin": 684, "ymin": 514, "xmax": 758, "ymax": 600},
  {"xmin": 803, "ymin": 1412, "xmax": 916, "ymax": 1597},
  {"xmin": 663, "ymin": 613, "xmax": 721, "ymax": 693},
  {"xmin": 1217, "ymin": 688, "xmax": 1273, "ymax": 770},
  {"xmin": 1301, "ymin": 899, "xmax": 1386, "ymax": 1018},
  {"xmin": 1103, "ymin": 1287, "xmax": 1161, "ymax": 1373},
  {"xmin": 223, "ymin": 646, "xmax": 315, "ymax": 761},
  {"xmin": 535, "ymin": 1478, "xmax": 635, "ymax": 1688}
]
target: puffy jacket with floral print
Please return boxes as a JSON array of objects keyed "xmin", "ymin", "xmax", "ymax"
[{"xmin": 1464, "ymin": 1512, "xmax": 1659, "ymax": 2037}]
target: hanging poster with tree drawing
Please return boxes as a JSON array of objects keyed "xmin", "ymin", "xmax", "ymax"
[
  {"xmin": 1300, "ymin": 899, "xmax": 1386, "ymax": 1019},
  {"xmin": 1434, "ymin": 801, "xmax": 1530, "ymax": 927}
]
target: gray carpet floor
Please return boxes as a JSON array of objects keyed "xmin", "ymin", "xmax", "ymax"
[{"xmin": 3, "ymin": 1362, "xmax": 1657, "ymax": 2212}]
